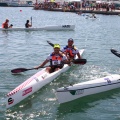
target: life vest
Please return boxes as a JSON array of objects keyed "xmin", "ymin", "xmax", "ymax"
[
  {"xmin": 2, "ymin": 22, "xmax": 8, "ymax": 28},
  {"xmin": 65, "ymin": 45, "xmax": 77, "ymax": 58},
  {"xmin": 50, "ymin": 52, "xmax": 63, "ymax": 66}
]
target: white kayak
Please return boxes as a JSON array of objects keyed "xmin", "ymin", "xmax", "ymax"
[
  {"xmin": 6, "ymin": 49, "xmax": 84, "ymax": 109},
  {"xmin": 0, "ymin": 25, "xmax": 75, "ymax": 31},
  {"xmin": 56, "ymin": 74, "xmax": 120, "ymax": 104}
]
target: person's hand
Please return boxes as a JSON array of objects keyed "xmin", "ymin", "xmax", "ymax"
[{"xmin": 34, "ymin": 66, "xmax": 39, "ymax": 70}]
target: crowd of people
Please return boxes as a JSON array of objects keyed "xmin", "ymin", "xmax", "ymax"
[{"xmin": 34, "ymin": 1, "xmax": 117, "ymax": 12}]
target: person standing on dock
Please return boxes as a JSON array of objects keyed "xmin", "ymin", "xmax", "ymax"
[
  {"xmin": 25, "ymin": 20, "xmax": 32, "ymax": 28},
  {"xmin": 61, "ymin": 38, "xmax": 81, "ymax": 61}
]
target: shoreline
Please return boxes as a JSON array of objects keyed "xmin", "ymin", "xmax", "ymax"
[{"xmin": 34, "ymin": 8, "xmax": 120, "ymax": 15}]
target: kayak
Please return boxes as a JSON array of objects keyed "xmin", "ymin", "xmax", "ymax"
[
  {"xmin": 0, "ymin": 25, "xmax": 75, "ymax": 31},
  {"xmin": 56, "ymin": 74, "xmax": 120, "ymax": 104},
  {"xmin": 111, "ymin": 48, "xmax": 120, "ymax": 58},
  {"xmin": 6, "ymin": 49, "xmax": 84, "ymax": 108}
]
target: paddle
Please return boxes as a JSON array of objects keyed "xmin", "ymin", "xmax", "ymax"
[
  {"xmin": 11, "ymin": 66, "xmax": 49, "ymax": 74},
  {"xmin": 11, "ymin": 59, "xmax": 86, "ymax": 74},
  {"xmin": 111, "ymin": 48, "xmax": 120, "ymax": 58},
  {"xmin": 72, "ymin": 59, "xmax": 86, "ymax": 65},
  {"xmin": 47, "ymin": 40, "xmax": 87, "ymax": 65},
  {"xmin": 31, "ymin": 16, "xmax": 32, "ymax": 26},
  {"xmin": 47, "ymin": 40, "xmax": 54, "ymax": 47}
]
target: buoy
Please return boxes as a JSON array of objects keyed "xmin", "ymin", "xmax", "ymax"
[{"xmin": 20, "ymin": 10, "xmax": 22, "ymax": 12}]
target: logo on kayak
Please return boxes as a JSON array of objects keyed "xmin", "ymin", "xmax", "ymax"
[
  {"xmin": 8, "ymin": 98, "xmax": 14, "ymax": 105},
  {"xmin": 22, "ymin": 87, "xmax": 32, "ymax": 96},
  {"xmin": 104, "ymin": 78, "xmax": 111, "ymax": 84},
  {"xmin": 34, "ymin": 77, "xmax": 39, "ymax": 82},
  {"xmin": 41, "ymin": 73, "xmax": 48, "ymax": 79},
  {"xmin": 70, "ymin": 89, "xmax": 84, "ymax": 95},
  {"xmin": 62, "ymin": 25, "xmax": 70, "ymax": 28}
]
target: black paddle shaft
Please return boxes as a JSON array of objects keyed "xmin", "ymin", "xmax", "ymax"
[{"xmin": 11, "ymin": 68, "xmax": 35, "ymax": 73}]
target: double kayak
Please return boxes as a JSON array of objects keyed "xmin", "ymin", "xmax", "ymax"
[
  {"xmin": 6, "ymin": 49, "xmax": 84, "ymax": 109},
  {"xmin": 56, "ymin": 74, "xmax": 120, "ymax": 104},
  {"xmin": 111, "ymin": 48, "xmax": 120, "ymax": 58},
  {"xmin": 0, "ymin": 25, "xmax": 75, "ymax": 31}
]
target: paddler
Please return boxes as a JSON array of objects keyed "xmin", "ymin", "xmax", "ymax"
[
  {"xmin": 90, "ymin": 13, "xmax": 96, "ymax": 18},
  {"xmin": 61, "ymin": 38, "xmax": 81, "ymax": 61},
  {"xmin": 9, "ymin": 24, "xmax": 13, "ymax": 28},
  {"xmin": 2, "ymin": 19, "xmax": 12, "ymax": 28},
  {"xmin": 25, "ymin": 20, "xmax": 32, "ymax": 28},
  {"xmin": 34, "ymin": 44, "xmax": 70, "ymax": 73}
]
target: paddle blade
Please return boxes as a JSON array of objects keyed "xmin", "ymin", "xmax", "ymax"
[
  {"xmin": 11, "ymin": 68, "xmax": 34, "ymax": 73},
  {"xmin": 47, "ymin": 41, "xmax": 54, "ymax": 47},
  {"xmin": 72, "ymin": 59, "xmax": 87, "ymax": 65},
  {"xmin": 111, "ymin": 48, "xmax": 120, "ymax": 58}
]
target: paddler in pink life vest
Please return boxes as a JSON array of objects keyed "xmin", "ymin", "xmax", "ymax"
[
  {"xmin": 61, "ymin": 38, "xmax": 81, "ymax": 61},
  {"xmin": 34, "ymin": 44, "xmax": 70, "ymax": 73}
]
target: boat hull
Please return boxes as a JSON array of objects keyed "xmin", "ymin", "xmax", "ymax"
[
  {"xmin": 56, "ymin": 74, "xmax": 120, "ymax": 104},
  {"xmin": 6, "ymin": 49, "xmax": 84, "ymax": 108},
  {"xmin": 0, "ymin": 25, "xmax": 75, "ymax": 31}
]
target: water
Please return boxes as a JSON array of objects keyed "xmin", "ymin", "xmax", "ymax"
[{"xmin": 0, "ymin": 7, "xmax": 120, "ymax": 120}]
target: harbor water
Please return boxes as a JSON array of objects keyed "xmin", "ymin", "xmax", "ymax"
[{"xmin": 0, "ymin": 7, "xmax": 120, "ymax": 120}]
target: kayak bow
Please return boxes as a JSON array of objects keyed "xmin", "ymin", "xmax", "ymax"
[{"xmin": 56, "ymin": 74, "xmax": 120, "ymax": 104}]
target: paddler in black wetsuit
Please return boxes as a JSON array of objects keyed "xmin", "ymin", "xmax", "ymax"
[{"xmin": 25, "ymin": 20, "xmax": 32, "ymax": 28}]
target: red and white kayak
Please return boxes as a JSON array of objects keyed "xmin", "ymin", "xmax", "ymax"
[
  {"xmin": 56, "ymin": 74, "xmax": 120, "ymax": 104},
  {"xmin": 6, "ymin": 49, "xmax": 84, "ymax": 109},
  {"xmin": 0, "ymin": 25, "xmax": 75, "ymax": 31}
]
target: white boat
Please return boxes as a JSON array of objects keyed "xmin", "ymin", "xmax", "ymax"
[
  {"xmin": 56, "ymin": 74, "xmax": 120, "ymax": 104},
  {"xmin": 0, "ymin": 0, "xmax": 33, "ymax": 7},
  {"xmin": 6, "ymin": 49, "xmax": 84, "ymax": 109},
  {"xmin": 0, "ymin": 25, "xmax": 75, "ymax": 31}
]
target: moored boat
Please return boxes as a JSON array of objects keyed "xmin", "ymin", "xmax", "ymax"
[
  {"xmin": 0, "ymin": 25, "xmax": 75, "ymax": 31},
  {"xmin": 56, "ymin": 74, "xmax": 120, "ymax": 104},
  {"xmin": 6, "ymin": 49, "xmax": 84, "ymax": 109}
]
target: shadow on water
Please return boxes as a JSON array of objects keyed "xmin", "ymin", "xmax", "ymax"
[{"xmin": 57, "ymin": 88, "xmax": 120, "ymax": 118}]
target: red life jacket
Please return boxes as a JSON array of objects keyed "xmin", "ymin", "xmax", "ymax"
[
  {"xmin": 65, "ymin": 45, "xmax": 76, "ymax": 58},
  {"xmin": 2, "ymin": 22, "xmax": 8, "ymax": 28}
]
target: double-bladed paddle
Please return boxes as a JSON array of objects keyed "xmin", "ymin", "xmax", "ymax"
[
  {"xmin": 11, "ymin": 59, "xmax": 86, "ymax": 74},
  {"xmin": 47, "ymin": 40, "xmax": 54, "ymax": 47},
  {"xmin": 11, "ymin": 68, "xmax": 35, "ymax": 73},
  {"xmin": 11, "ymin": 41, "xmax": 86, "ymax": 74},
  {"xmin": 11, "ymin": 66, "xmax": 49, "ymax": 74},
  {"xmin": 31, "ymin": 16, "xmax": 32, "ymax": 26}
]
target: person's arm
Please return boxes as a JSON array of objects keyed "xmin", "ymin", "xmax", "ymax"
[
  {"xmin": 77, "ymin": 52, "xmax": 81, "ymax": 59},
  {"xmin": 29, "ymin": 23, "xmax": 32, "ymax": 27},
  {"xmin": 62, "ymin": 55, "xmax": 70, "ymax": 64},
  {"xmin": 35, "ymin": 59, "xmax": 49, "ymax": 69},
  {"xmin": 75, "ymin": 49, "xmax": 81, "ymax": 59}
]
